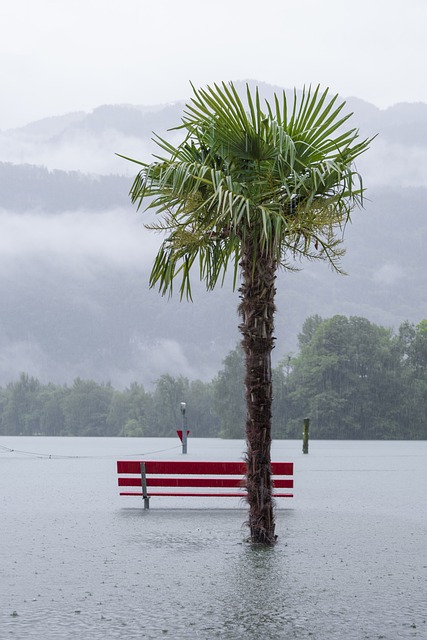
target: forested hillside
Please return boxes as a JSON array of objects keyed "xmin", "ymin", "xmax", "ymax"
[{"xmin": 1, "ymin": 315, "xmax": 425, "ymax": 440}]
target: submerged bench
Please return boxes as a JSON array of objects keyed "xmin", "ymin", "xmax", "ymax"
[{"xmin": 117, "ymin": 460, "xmax": 294, "ymax": 509}]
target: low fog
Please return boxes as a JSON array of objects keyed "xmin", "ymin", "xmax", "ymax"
[
  {"xmin": 0, "ymin": 209, "xmax": 159, "ymax": 271},
  {"xmin": 0, "ymin": 206, "xmax": 239, "ymax": 388},
  {"xmin": 358, "ymin": 139, "xmax": 427, "ymax": 189},
  {"xmin": 0, "ymin": 103, "xmax": 186, "ymax": 175}
]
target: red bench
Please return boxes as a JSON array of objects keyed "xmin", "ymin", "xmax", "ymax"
[{"xmin": 117, "ymin": 460, "xmax": 294, "ymax": 509}]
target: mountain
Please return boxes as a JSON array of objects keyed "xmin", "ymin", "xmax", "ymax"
[
  {"xmin": 1, "ymin": 82, "xmax": 427, "ymax": 388},
  {"xmin": 2, "ymin": 84, "xmax": 427, "ymax": 183}
]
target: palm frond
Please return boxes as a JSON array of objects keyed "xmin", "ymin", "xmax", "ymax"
[{"xmin": 119, "ymin": 80, "xmax": 374, "ymax": 297}]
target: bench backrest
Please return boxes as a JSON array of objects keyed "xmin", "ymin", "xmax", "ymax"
[{"xmin": 117, "ymin": 460, "xmax": 293, "ymax": 490}]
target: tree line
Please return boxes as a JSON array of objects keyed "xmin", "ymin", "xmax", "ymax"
[
  {"xmin": 0, "ymin": 162, "xmax": 130, "ymax": 212},
  {"xmin": 1, "ymin": 314, "xmax": 426, "ymax": 439}
]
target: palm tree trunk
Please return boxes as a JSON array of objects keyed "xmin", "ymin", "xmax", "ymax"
[{"xmin": 239, "ymin": 238, "xmax": 277, "ymax": 544}]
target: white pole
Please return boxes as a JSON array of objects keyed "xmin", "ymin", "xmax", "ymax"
[{"xmin": 180, "ymin": 402, "xmax": 187, "ymax": 454}]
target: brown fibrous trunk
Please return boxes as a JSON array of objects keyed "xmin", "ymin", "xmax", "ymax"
[{"xmin": 239, "ymin": 238, "xmax": 277, "ymax": 544}]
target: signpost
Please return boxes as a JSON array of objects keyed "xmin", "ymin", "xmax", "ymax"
[{"xmin": 178, "ymin": 402, "xmax": 188, "ymax": 454}]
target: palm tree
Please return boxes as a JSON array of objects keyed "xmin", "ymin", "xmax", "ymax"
[{"xmin": 120, "ymin": 82, "xmax": 372, "ymax": 544}]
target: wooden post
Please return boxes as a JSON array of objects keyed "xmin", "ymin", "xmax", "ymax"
[
  {"xmin": 140, "ymin": 461, "xmax": 150, "ymax": 509},
  {"xmin": 302, "ymin": 418, "xmax": 310, "ymax": 454}
]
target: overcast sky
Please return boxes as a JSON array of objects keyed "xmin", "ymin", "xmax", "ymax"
[{"xmin": 1, "ymin": 0, "xmax": 425, "ymax": 129}]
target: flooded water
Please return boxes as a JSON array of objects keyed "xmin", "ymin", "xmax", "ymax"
[{"xmin": 1, "ymin": 437, "xmax": 426, "ymax": 639}]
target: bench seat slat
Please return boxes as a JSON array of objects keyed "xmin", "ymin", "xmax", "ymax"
[
  {"xmin": 117, "ymin": 460, "xmax": 293, "ymax": 475},
  {"xmin": 119, "ymin": 477, "xmax": 244, "ymax": 488},
  {"xmin": 118, "ymin": 477, "xmax": 293, "ymax": 489},
  {"xmin": 119, "ymin": 491, "xmax": 294, "ymax": 498},
  {"xmin": 117, "ymin": 460, "xmax": 246, "ymax": 474}
]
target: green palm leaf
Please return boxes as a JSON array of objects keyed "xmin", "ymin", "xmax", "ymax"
[{"xmin": 120, "ymin": 81, "xmax": 373, "ymax": 298}]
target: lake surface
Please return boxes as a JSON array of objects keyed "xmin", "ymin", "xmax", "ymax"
[{"xmin": 1, "ymin": 437, "xmax": 426, "ymax": 639}]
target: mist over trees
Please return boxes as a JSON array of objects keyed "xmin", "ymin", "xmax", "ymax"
[
  {"xmin": 0, "ymin": 162, "xmax": 130, "ymax": 212},
  {"xmin": 1, "ymin": 315, "xmax": 426, "ymax": 440}
]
